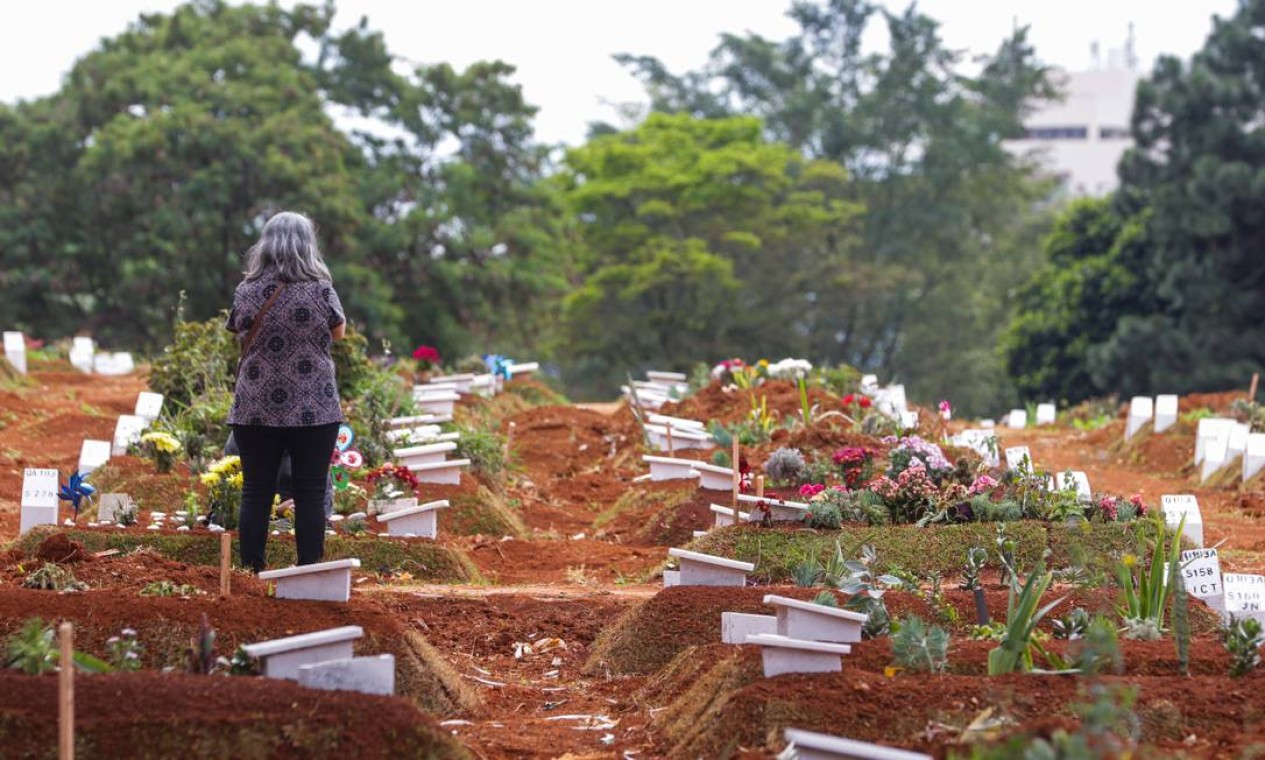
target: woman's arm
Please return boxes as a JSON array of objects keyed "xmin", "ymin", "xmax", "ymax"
[{"xmin": 332, "ymin": 322, "xmax": 346, "ymax": 341}]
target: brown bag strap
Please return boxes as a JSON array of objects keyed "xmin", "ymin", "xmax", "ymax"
[{"xmin": 236, "ymin": 282, "xmax": 286, "ymax": 379}]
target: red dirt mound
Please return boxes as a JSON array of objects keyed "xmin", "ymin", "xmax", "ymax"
[{"xmin": 35, "ymin": 533, "xmax": 92, "ymax": 564}]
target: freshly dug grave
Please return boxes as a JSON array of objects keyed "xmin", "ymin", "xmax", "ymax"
[
  {"xmin": 644, "ymin": 642, "xmax": 1265, "ymax": 759},
  {"xmin": 688, "ymin": 520, "xmax": 1150, "ymax": 583},
  {"xmin": 586, "ymin": 584, "xmax": 1223, "ymax": 679},
  {"xmin": 0, "ymin": 671, "xmax": 471, "ymax": 759},
  {"xmin": 0, "ymin": 550, "xmax": 481, "ymax": 715},
  {"xmin": 15, "ymin": 527, "xmax": 482, "ymax": 582}
]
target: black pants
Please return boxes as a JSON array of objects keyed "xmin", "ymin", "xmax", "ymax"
[{"xmin": 232, "ymin": 423, "xmax": 340, "ymax": 572}]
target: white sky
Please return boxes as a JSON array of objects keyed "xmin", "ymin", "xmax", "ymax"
[{"xmin": 0, "ymin": 0, "xmax": 1238, "ymax": 145}]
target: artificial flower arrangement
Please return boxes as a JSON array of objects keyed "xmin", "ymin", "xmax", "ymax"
[
  {"xmin": 412, "ymin": 344, "xmax": 442, "ymax": 371},
  {"xmin": 365, "ymin": 463, "xmax": 421, "ymax": 502}
]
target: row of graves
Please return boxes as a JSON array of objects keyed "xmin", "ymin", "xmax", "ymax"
[
  {"xmin": 14, "ymin": 352, "xmax": 545, "ymax": 716},
  {"xmin": 4, "ymin": 331, "xmax": 136, "ymax": 376}
]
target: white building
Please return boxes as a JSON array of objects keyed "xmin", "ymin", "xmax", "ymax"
[{"xmin": 1006, "ymin": 40, "xmax": 1142, "ymax": 197}]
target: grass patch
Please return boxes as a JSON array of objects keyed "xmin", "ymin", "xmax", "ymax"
[
  {"xmin": 687, "ymin": 521, "xmax": 1145, "ymax": 582},
  {"xmin": 594, "ymin": 488, "xmax": 693, "ymax": 530},
  {"xmin": 446, "ymin": 485, "xmax": 527, "ymax": 538},
  {"xmin": 14, "ymin": 528, "xmax": 481, "ymax": 583}
]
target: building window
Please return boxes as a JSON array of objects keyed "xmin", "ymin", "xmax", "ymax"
[
  {"xmin": 1023, "ymin": 126, "xmax": 1088, "ymax": 140},
  {"xmin": 1099, "ymin": 126, "xmax": 1130, "ymax": 139}
]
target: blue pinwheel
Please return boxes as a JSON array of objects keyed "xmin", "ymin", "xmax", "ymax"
[
  {"xmin": 58, "ymin": 471, "xmax": 96, "ymax": 516},
  {"xmin": 483, "ymin": 354, "xmax": 513, "ymax": 380}
]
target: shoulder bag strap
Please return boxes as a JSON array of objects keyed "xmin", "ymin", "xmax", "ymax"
[{"xmin": 236, "ymin": 282, "xmax": 286, "ymax": 381}]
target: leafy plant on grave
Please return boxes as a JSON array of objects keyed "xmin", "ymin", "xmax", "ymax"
[
  {"xmin": 185, "ymin": 613, "xmax": 222, "ymax": 676},
  {"xmin": 1116, "ymin": 513, "xmax": 1185, "ymax": 639},
  {"xmin": 140, "ymin": 580, "xmax": 204, "ymax": 598},
  {"xmin": 978, "ymin": 684, "xmax": 1139, "ymax": 759},
  {"xmin": 228, "ymin": 645, "xmax": 260, "ymax": 676},
  {"xmin": 454, "ymin": 421, "xmax": 508, "ymax": 481},
  {"xmin": 790, "ymin": 559, "xmax": 822, "ymax": 588},
  {"xmin": 1073, "ymin": 615, "xmax": 1123, "ymax": 676},
  {"xmin": 823, "ymin": 543, "xmax": 898, "ymax": 638},
  {"xmin": 811, "ymin": 590, "xmax": 839, "ymax": 608},
  {"xmin": 891, "ymin": 614, "xmax": 950, "ymax": 674},
  {"xmin": 5, "ymin": 618, "xmax": 58, "ymax": 675},
  {"xmin": 987, "ymin": 555, "xmax": 1065, "ymax": 675},
  {"xmin": 962, "ymin": 547, "xmax": 990, "ymax": 625},
  {"xmin": 923, "ymin": 571, "xmax": 959, "ymax": 626},
  {"xmin": 106, "ymin": 628, "xmax": 143, "ymax": 672},
  {"xmin": 1171, "ymin": 555, "xmax": 1191, "ymax": 676},
  {"xmin": 1051, "ymin": 608, "xmax": 1090, "ymax": 641},
  {"xmin": 22, "ymin": 562, "xmax": 87, "ymax": 592},
  {"xmin": 1223, "ymin": 616, "xmax": 1265, "ymax": 678},
  {"xmin": 201, "ymin": 454, "xmax": 244, "ymax": 530},
  {"xmin": 763, "ymin": 447, "xmax": 806, "ymax": 485},
  {"xmin": 802, "ymin": 490, "xmax": 845, "ymax": 530}
]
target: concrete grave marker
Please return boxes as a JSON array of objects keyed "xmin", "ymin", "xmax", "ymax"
[
  {"xmin": 112, "ymin": 415, "xmax": 148, "ymax": 457},
  {"xmin": 506, "ymin": 361, "xmax": 539, "ymax": 378},
  {"xmin": 405, "ymin": 458, "xmax": 470, "ymax": 485},
  {"xmin": 954, "ymin": 429, "xmax": 999, "ymax": 467},
  {"xmin": 691, "ymin": 461, "xmax": 737, "ymax": 491},
  {"xmin": 1036, "ymin": 403, "xmax": 1057, "ymax": 426},
  {"xmin": 1245, "ymin": 434, "xmax": 1265, "ymax": 483},
  {"xmin": 872, "ymin": 385, "xmax": 908, "ymax": 418},
  {"xmin": 1200, "ymin": 425, "xmax": 1233, "ymax": 482},
  {"xmin": 388, "ymin": 413, "xmax": 452, "ymax": 429},
  {"xmin": 1006, "ymin": 409, "xmax": 1028, "ymax": 429},
  {"xmin": 241, "ymin": 626, "xmax": 363, "ymax": 680},
  {"xmin": 899, "ymin": 411, "xmax": 919, "ymax": 430},
  {"xmin": 1004, "ymin": 446, "xmax": 1033, "ymax": 473},
  {"xmin": 1180, "ymin": 548, "xmax": 1224, "ymax": 612},
  {"xmin": 376, "ymin": 499, "xmax": 450, "ymax": 538},
  {"xmin": 20, "ymin": 468, "xmax": 59, "ymax": 534},
  {"xmin": 134, "ymin": 392, "xmax": 164, "ymax": 422},
  {"xmin": 643, "ymin": 455, "xmax": 700, "ymax": 482},
  {"xmin": 258, "ymin": 558, "xmax": 361, "ymax": 602},
  {"xmin": 69, "ymin": 337, "xmax": 94, "ymax": 373},
  {"xmin": 721, "ymin": 612, "xmax": 777, "ymax": 644},
  {"xmin": 1126, "ymin": 396, "xmax": 1153, "ymax": 440},
  {"xmin": 297, "ymin": 654, "xmax": 395, "ymax": 696},
  {"xmin": 737, "ymin": 493, "xmax": 810, "ymax": 521},
  {"xmin": 415, "ymin": 391, "xmax": 459, "ymax": 417},
  {"xmin": 3, "ymin": 331, "xmax": 26, "ymax": 374},
  {"xmin": 667, "ymin": 548, "xmax": 754, "ymax": 587},
  {"xmin": 781, "ymin": 728, "xmax": 932, "ymax": 760},
  {"xmin": 94, "ymin": 352, "xmax": 135, "ymax": 376},
  {"xmin": 1161, "ymin": 495, "xmax": 1204, "ymax": 547},
  {"xmin": 859, "ymin": 374, "xmax": 879, "ymax": 394},
  {"xmin": 78, "ymin": 440, "xmax": 111, "ymax": 476},
  {"xmin": 1051, "ymin": 471, "xmax": 1092, "ymax": 503},
  {"xmin": 1154, "ymin": 395, "xmax": 1178, "ymax": 434},
  {"xmin": 745, "ymin": 634, "xmax": 851, "ymax": 677},
  {"xmin": 646, "ymin": 423, "xmax": 714, "ymax": 452},
  {"xmin": 1223, "ymin": 574, "xmax": 1265, "ymax": 623},
  {"xmin": 1229, "ymin": 423, "xmax": 1251, "ymax": 459},
  {"xmin": 647, "ymin": 370, "xmax": 687, "ymax": 383},
  {"xmin": 765, "ymin": 594, "xmax": 867, "ymax": 644},
  {"xmin": 97, "ymin": 493, "xmax": 135, "ymax": 523},
  {"xmin": 710, "ymin": 504, "xmax": 751, "ymax": 528},
  {"xmin": 368, "ymin": 497, "xmax": 416, "ymax": 517},
  {"xmin": 1194, "ymin": 417, "xmax": 1235, "ymax": 466},
  {"xmin": 394, "ymin": 441, "xmax": 458, "ymax": 467}
]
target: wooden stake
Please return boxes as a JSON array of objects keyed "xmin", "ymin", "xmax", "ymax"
[
  {"xmin": 665, "ymin": 421, "xmax": 674, "ymax": 454},
  {"xmin": 756, "ymin": 475, "xmax": 765, "ymax": 499},
  {"xmin": 1251, "ymin": 372, "xmax": 1260, "ymax": 403},
  {"xmin": 503, "ymin": 421, "xmax": 516, "ymax": 462},
  {"xmin": 731, "ymin": 438, "xmax": 740, "ymax": 508},
  {"xmin": 219, "ymin": 533, "xmax": 231, "ymax": 597},
  {"xmin": 59, "ymin": 622, "xmax": 73, "ymax": 760}
]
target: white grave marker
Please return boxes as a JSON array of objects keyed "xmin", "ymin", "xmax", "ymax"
[
  {"xmin": 1161, "ymin": 494, "xmax": 1204, "ymax": 547},
  {"xmin": 1245, "ymin": 433, "xmax": 1265, "ymax": 483},
  {"xmin": 1223, "ymin": 574, "xmax": 1265, "ymax": 624},
  {"xmin": 3, "ymin": 331, "xmax": 26, "ymax": 374},
  {"xmin": 112, "ymin": 414, "xmax": 148, "ymax": 456},
  {"xmin": 97, "ymin": 493, "xmax": 134, "ymax": 523},
  {"xmin": 1125, "ymin": 396, "xmax": 1153, "ymax": 440},
  {"xmin": 1051, "ymin": 471, "xmax": 1092, "ymax": 503},
  {"xmin": 1036, "ymin": 403, "xmax": 1057, "ymax": 426},
  {"xmin": 1153, "ymin": 395, "xmax": 1178, "ymax": 433},
  {"xmin": 77, "ymin": 439, "xmax": 111, "ymax": 476},
  {"xmin": 1194, "ymin": 417, "xmax": 1234, "ymax": 465},
  {"xmin": 69, "ymin": 337, "xmax": 94, "ymax": 373},
  {"xmin": 859, "ymin": 374, "xmax": 879, "ymax": 394},
  {"xmin": 1200, "ymin": 425, "xmax": 1233, "ymax": 482},
  {"xmin": 1180, "ymin": 548, "xmax": 1223, "ymax": 612},
  {"xmin": 20, "ymin": 468, "xmax": 59, "ymax": 534},
  {"xmin": 781, "ymin": 728, "xmax": 932, "ymax": 760},
  {"xmin": 1006, "ymin": 409, "xmax": 1027, "ymax": 429},
  {"xmin": 134, "ymin": 392, "xmax": 164, "ymax": 422},
  {"xmin": 1004, "ymin": 446, "xmax": 1033, "ymax": 473}
]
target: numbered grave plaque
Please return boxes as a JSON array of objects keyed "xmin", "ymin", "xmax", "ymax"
[{"xmin": 20, "ymin": 468, "xmax": 59, "ymax": 534}]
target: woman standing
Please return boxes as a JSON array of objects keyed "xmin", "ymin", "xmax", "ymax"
[{"xmin": 226, "ymin": 211, "xmax": 345, "ymax": 572}]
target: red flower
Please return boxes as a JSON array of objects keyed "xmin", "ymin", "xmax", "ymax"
[
  {"xmin": 412, "ymin": 345, "xmax": 441, "ymax": 365},
  {"xmin": 842, "ymin": 393, "xmax": 872, "ymax": 409}
]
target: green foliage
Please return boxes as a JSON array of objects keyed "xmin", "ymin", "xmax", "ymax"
[
  {"xmin": 1224, "ymin": 616, "xmax": 1264, "ymax": 678},
  {"xmin": 968, "ymin": 685, "xmax": 1138, "ymax": 759},
  {"xmin": 811, "ymin": 590, "xmax": 839, "ymax": 608},
  {"xmin": 140, "ymin": 580, "xmax": 204, "ymax": 598},
  {"xmin": 1171, "ymin": 556, "xmax": 1190, "ymax": 675},
  {"xmin": 1051, "ymin": 608, "xmax": 1090, "ymax": 641},
  {"xmin": 149, "ymin": 310, "xmax": 237, "ymax": 409},
  {"xmin": 988, "ymin": 559, "xmax": 1064, "ymax": 675},
  {"xmin": 891, "ymin": 615, "xmax": 950, "ymax": 674},
  {"xmin": 763, "ymin": 447, "xmax": 806, "ymax": 485},
  {"xmin": 1075, "ymin": 615, "xmax": 1123, "ymax": 676},
  {"xmin": 454, "ymin": 423, "xmax": 507, "ymax": 481},
  {"xmin": 22, "ymin": 562, "xmax": 87, "ymax": 592},
  {"xmin": 106, "ymin": 629, "xmax": 144, "ymax": 673},
  {"xmin": 5, "ymin": 618, "xmax": 58, "ymax": 675},
  {"xmin": 1116, "ymin": 514, "xmax": 1184, "ymax": 636}
]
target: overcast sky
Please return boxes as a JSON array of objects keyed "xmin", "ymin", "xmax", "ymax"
[{"xmin": 0, "ymin": 0, "xmax": 1239, "ymax": 145}]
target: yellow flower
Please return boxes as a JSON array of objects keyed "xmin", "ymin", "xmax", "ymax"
[
  {"xmin": 228, "ymin": 473, "xmax": 244, "ymax": 490},
  {"xmin": 758, "ymin": 359, "xmax": 770, "ymax": 367},
  {"xmin": 1122, "ymin": 554, "xmax": 1138, "ymax": 568},
  {"xmin": 199, "ymin": 472, "xmax": 219, "ymax": 488},
  {"xmin": 208, "ymin": 455, "xmax": 241, "ymax": 477},
  {"xmin": 141, "ymin": 431, "xmax": 181, "ymax": 454}
]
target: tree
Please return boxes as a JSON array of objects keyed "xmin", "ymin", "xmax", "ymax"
[
  {"xmin": 557, "ymin": 113, "xmax": 862, "ymax": 393},
  {"xmin": 610, "ymin": 0, "xmax": 1058, "ymax": 414}
]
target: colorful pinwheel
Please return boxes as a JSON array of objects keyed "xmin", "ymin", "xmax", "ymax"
[
  {"xmin": 58, "ymin": 471, "xmax": 96, "ymax": 515},
  {"xmin": 330, "ymin": 424, "xmax": 364, "ymax": 491}
]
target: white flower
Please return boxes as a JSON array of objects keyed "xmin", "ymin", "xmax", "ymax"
[{"xmin": 768, "ymin": 358, "xmax": 813, "ymax": 380}]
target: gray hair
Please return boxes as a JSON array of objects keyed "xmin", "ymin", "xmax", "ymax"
[{"xmin": 243, "ymin": 211, "xmax": 332, "ymax": 282}]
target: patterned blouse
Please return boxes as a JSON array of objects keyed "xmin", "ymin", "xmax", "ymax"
[{"xmin": 225, "ymin": 273, "xmax": 346, "ymax": 427}]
